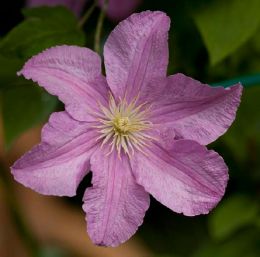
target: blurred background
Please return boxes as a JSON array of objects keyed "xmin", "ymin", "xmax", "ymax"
[{"xmin": 0, "ymin": 0, "xmax": 260, "ymax": 257}]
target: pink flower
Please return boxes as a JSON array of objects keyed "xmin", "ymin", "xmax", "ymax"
[
  {"xmin": 26, "ymin": 0, "xmax": 86, "ymax": 17},
  {"xmin": 11, "ymin": 11, "xmax": 242, "ymax": 247},
  {"xmin": 98, "ymin": 0, "xmax": 141, "ymax": 21},
  {"xmin": 27, "ymin": 0, "xmax": 141, "ymax": 21}
]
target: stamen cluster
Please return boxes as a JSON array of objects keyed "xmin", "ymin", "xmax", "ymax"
[{"xmin": 95, "ymin": 94, "xmax": 153, "ymax": 156}]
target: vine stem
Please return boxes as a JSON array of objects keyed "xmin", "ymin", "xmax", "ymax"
[
  {"xmin": 212, "ymin": 73, "xmax": 260, "ymax": 88},
  {"xmin": 78, "ymin": 1, "xmax": 97, "ymax": 28},
  {"xmin": 94, "ymin": 0, "xmax": 108, "ymax": 54}
]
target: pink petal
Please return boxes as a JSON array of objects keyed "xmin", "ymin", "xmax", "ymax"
[
  {"xmin": 26, "ymin": 0, "xmax": 86, "ymax": 17},
  {"xmin": 11, "ymin": 112, "xmax": 98, "ymax": 196},
  {"xmin": 18, "ymin": 45, "xmax": 109, "ymax": 122},
  {"xmin": 145, "ymin": 74, "xmax": 242, "ymax": 145},
  {"xmin": 104, "ymin": 11, "xmax": 170, "ymax": 102},
  {"xmin": 83, "ymin": 149, "xmax": 149, "ymax": 247},
  {"xmin": 98, "ymin": 0, "xmax": 141, "ymax": 21},
  {"xmin": 131, "ymin": 140, "xmax": 228, "ymax": 216}
]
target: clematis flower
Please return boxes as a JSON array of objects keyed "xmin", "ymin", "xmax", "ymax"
[
  {"xmin": 27, "ymin": 0, "xmax": 141, "ymax": 21},
  {"xmin": 11, "ymin": 11, "xmax": 242, "ymax": 247},
  {"xmin": 26, "ymin": 0, "xmax": 86, "ymax": 17},
  {"xmin": 98, "ymin": 0, "xmax": 141, "ymax": 21}
]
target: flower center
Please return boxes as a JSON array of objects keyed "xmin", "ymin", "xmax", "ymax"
[
  {"xmin": 95, "ymin": 94, "xmax": 154, "ymax": 156},
  {"xmin": 114, "ymin": 117, "xmax": 130, "ymax": 133}
]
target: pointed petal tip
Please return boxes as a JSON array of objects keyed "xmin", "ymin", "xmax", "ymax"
[
  {"xmin": 86, "ymin": 229, "xmax": 127, "ymax": 247},
  {"xmin": 85, "ymin": 196, "xmax": 150, "ymax": 247},
  {"xmin": 83, "ymin": 150, "xmax": 150, "ymax": 247},
  {"xmin": 130, "ymin": 10, "xmax": 171, "ymax": 29},
  {"xmin": 149, "ymin": 73, "xmax": 244, "ymax": 145},
  {"xmin": 16, "ymin": 67, "xmax": 32, "ymax": 80},
  {"xmin": 225, "ymin": 81, "xmax": 243, "ymax": 91},
  {"xmin": 224, "ymin": 81, "xmax": 243, "ymax": 122},
  {"xmin": 86, "ymin": 220, "xmax": 146, "ymax": 247},
  {"xmin": 84, "ymin": 184, "xmax": 150, "ymax": 247},
  {"xmin": 104, "ymin": 10, "xmax": 170, "ymax": 101},
  {"xmin": 17, "ymin": 70, "xmax": 22, "ymax": 76},
  {"xmin": 229, "ymin": 82, "xmax": 244, "ymax": 99},
  {"xmin": 132, "ymin": 139, "xmax": 229, "ymax": 217}
]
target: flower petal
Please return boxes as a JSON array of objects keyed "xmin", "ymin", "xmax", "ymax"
[
  {"xmin": 18, "ymin": 45, "xmax": 109, "ymax": 122},
  {"xmin": 83, "ymin": 149, "xmax": 150, "ymax": 247},
  {"xmin": 104, "ymin": 11, "xmax": 170, "ymax": 101},
  {"xmin": 131, "ymin": 140, "xmax": 228, "ymax": 216},
  {"xmin": 11, "ymin": 112, "xmax": 98, "ymax": 196},
  {"xmin": 146, "ymin": 74, "xmax": 242, "ymax": 145}
]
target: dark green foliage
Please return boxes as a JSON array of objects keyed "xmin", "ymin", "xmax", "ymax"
[
  {"xmin": 192, "ymin": 0, "xmax": 260, "ymax": 65},
  {"xmin": 0, "ymin": 6, "xmax": 85, "ymax": 60},
  {"xmin": 208, "ymin": 194, "xmax": 259, "ymax": 240},
  {"xmin": 0, "ymin": 6, "xmax": 85, "ymax": 148},
  {"xmin": 1, "ymin": 81, "xmax": 57, "ymax": 148}
]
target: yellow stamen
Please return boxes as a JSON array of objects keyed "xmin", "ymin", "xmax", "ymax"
[{"xmin": 95, "ymin": 93, "xmax": 154, "ymax": 156}]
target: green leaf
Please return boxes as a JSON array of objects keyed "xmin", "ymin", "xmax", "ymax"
[
  {"xmin": 208, "ymin": 194, "xmax": 259, "ymax": 240},
  {"xmin": 0, "ymin": 6, "xmax": 85, "ymax": 60},
  {"xmin": 0, "ymin": 6, "xmax": 84, "ymax": 148},
  {"xmin": 193, "ymin": 0, "xmax": 260, "ymax": 65},
  {"xmin": 193, "ymin": 230, "xmax": 260, "ymax": 257},
  {"xmin": 1, "ymin": 81, "xmax": 57, "ymax": 148},
  {"xmin": 221, "ymin": 86, "xmax": 260, "ymax": 164},
  {"xmin": 0, "ymin": 55, "xmax": 23, "ymax": 86},
  {"xmin": 0, "ymin": 54, "xmax": 57, "ymax": 148},
  {"xmin": 252, "ymin": 27, "xmax": 260, "ymax": 53}
]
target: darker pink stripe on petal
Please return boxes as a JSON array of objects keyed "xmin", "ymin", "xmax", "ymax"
[
  {"xmin": 18, "ymin": 45, "xmax": 109, "ymax": 122},
  {"xmin": 83, "ymin": 148, "xmax": 150, "ymax": 247},
  {"xmin": 131, "ymin": 140, "xmax": 228, "ymax": 216},
  {"xmin": 146, "ymin": 74, "xmax": 243, "ymax": 145},
  {"xmin": 11, "ymin": 112, "xmax": 98, "ymax": 196},
  {"xmin": 104, "ymin": 11, "xmax": 170, "ymax": 102}
]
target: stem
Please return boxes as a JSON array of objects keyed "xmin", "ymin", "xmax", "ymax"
[
  {"xmin": 94, "ymin": 0, "xmax": 108, "ymax": 54},
  {"xmin": 212, "ymin": 73, "xmax": 260, "ymax": 88},
  {"xmin": 78, "ymin": 1, "xmax": 96, "ymax": 28},
  {"xmin": 0, "ymin": 162, "xmax": 41, "ymax": 257}
]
